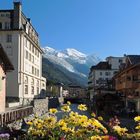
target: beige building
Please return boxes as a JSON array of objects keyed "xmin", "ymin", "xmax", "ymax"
[
  {"xmin": 88, "ymin": 57, "xmax": 125, "ymax": 101},
  {"xmin": 0, "ymin": 45, "xmax": 14, "ymax": 112},
  {"xmin": 0, "ymin": 2, "xmax": 46, "ymax": 105}
]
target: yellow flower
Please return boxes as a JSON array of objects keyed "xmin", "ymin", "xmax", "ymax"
[
  {"xmin": 113, "ymin": 125, "xmax": 128, "ymax": 136},
  {"xmin": 61, "ymin": 105, "xmax": 71, "ymax": 112},
  {"xmin": 91, "ymin": 112, "xmax": 96, "ymax": 117},
  {"xmin": 27, "ymin": 121, "xmax": 33, "ymax": 125},
  {"xmin": 75, "ymin": 129, "xmax": 87, "ymax": 137},
  {"xmin": 91, "ymin": 135, "xmax": 102, "ymax": 140},
  {"xmin": 134, "ymin": 116, "xmax": 140, "ymax": 122},
  {"xmin": 44, "ymin": 117, "xmax": 56, "ymax": 125},
  {"xmin": 135, "ymin": 125, "xmax": 140, "ymax": 130},
  {"xmin": 67, "ymin": 101, "xmax": 71, "ymax": 105},
  {"xmin": 49, "ymin": 108, "xmax": 58, "ymax": 114},
  {"xmin": 78, "ymin": 104, "xmax": 87, "ymax": 111},
  {"xmin": 69, "ymin": 111, "xmax": 78, "ymax": 118},
  {"xmin": 58, "ymin": 120, "xmax": 67, "ymax": 128},
  {"xmin": 61, "ymin": 126, "xmax": 69, "ymax": 132},
  {"xmin": 91, "ymin": 118, "xmax": 104, "ymax": 128},
  {"xmin": 98, "ymin": 116, "xmax": 103, "ymax": 121},
  {"xmin": 36, "ymin": 123, "xmax": 43, "ymax": 129}
]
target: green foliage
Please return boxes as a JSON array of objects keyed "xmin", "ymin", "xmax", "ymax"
[{"xmin": 42, "ymin": 57, "xmax": 87, "ymax": 86}]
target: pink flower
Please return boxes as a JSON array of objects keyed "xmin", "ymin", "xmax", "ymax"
[
  {"xmin": 109, "ymin": 136, "xmax": 118, "ymax": 140},
  {"xmin": 60, "ymin": 137, "xmax": 65, "ymax": 140}
]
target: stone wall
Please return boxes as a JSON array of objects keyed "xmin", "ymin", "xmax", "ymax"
[
  {"xmin": 33, "ymin": 98, "xmax": 48, "ymax": 116},
  {"xmin": 33, "ymin": 97, "xmax": 64, "ymax": 115}
]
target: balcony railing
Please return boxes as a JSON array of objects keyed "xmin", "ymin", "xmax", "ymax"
[{"xmin": 0, "ymin": 106, "xmax": 33, "ymax": 127}]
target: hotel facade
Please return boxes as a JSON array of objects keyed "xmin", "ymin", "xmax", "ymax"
[{"xmin": 0, "ymin": 2, "xmax": 46, "ymax": 105}]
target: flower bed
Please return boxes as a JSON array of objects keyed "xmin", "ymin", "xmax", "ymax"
[{"xmin": 2, "ymin": 102, "xmax": 140, "ymax": 140}]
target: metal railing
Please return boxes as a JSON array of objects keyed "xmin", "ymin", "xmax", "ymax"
[{"xmin": 0, "ymin": 106, "xmax": 33, "ymax": 127}]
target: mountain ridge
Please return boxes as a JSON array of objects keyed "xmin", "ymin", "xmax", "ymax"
[{"xmin": 42, "ymin": 47, "xmax": 101, "ymax": 86}]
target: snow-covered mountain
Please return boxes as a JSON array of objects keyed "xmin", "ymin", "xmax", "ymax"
[{"xmin": 42, "ymin": 47, "xmax": 101, "ymax": 77}]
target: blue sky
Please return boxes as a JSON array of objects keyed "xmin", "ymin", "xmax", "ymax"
[{"xmin": 1, "ymin": 0, "xmax": 140, "ymax": 59}]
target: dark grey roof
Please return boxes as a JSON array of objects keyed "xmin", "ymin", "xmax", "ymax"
[
  {"xmin": 91, "ymin": 62, "xmax": 111, "ymax": 70},
  {"xmin": 127, "ymin": 55, "xmax": 140, "ymax": 65},
  {"xmin": 0, "ymin": 44, "xmax": 14, "ymax": 71}
]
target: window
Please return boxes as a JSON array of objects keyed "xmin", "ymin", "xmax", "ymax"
[
  {"xmin": 32, "ymin": 66, "xmax": 34, "ymax": 75},
  {"xmin": 119, "ymin": 59, "xmax": 122, "ymax": 63},
  {"xmin": 114, "ymin": 71, "xmax": 118, "ymax": 75},
  {"xmin": 29, "ymin": 43, "xmax": 31, "ymax": 51},
  {"xmin": 25, "ymin": 51, "xmax": 28, "ymax": 59},
  {"xmin": 133, "ymin": 75, "xmax": 138, "ymax": 81},
  {"xmin": 6, "ymin": 46, "xmax": 12, "ymax": 55},
  {"xmin": 100, "ymin": 72, "xmax": 102, "ymax": 76},
  {"xmin": 37, "ymin": 87, "xmax": 39, "ymax": 94},
  {"xmin": 25, "ymin": 63, "xmax": 28, "ymax": 72},
  {"xmin": 32, "ymin": 55, "xmax": 34, "ymax": 63},
  {"xmin": 42, "ymin": 83, "xmax": 45, "ymax": 87},
  {"xmin": 25, "ymin": 85, "xmax": 28, "ymax": 94},
  {"xmin": 37, "ymin": 80, "xmax": 39, "ymax": 94},
  {"xmin": 35, "ymin": 68, "xmax": 37, "ymax": 76},
  {"xmin": 96, "ymin": 80, "xmax": 99, "ymax": 84},
  {"xmin": 105, "ymin": 72, "xmax": 109, "ymax": 76},
  {"xmin": 127, "ymin": 76, "xmax": 131, "ymax": 81},
  {"xmin": 31, "ymin": 86, "xmax": 34, "ymax": 94},
  {"xmin": 29, "ymin": 53, "xmax": 31, "ymax": 61},
  {"xmin": 0, "ymin": 22, "xmax": 2, "ymax": 29},
  {"xmin": 1, "ymin": 14, "xmax": 4, "ymax": 17},
  {"xmin": 31, "ymin": 78, "xmax": 34, "ymax": 85},
  {"xmin": 6, "ymin": 14, "xmax": 10, "ymax": 18},
  {"xmin": 24, "ymin": 76, "xmax": 28, "ymax": 84},
  {"xmin": 35, "ymin": 48, "xmax": 37, "ymax": 56},
  {"xmin": 32, "ymin": 45, "xmax": 34, "ymax": 53},
  {"xmin": 6, "ymin": 34, "xmax": 12, "ymax": 42},
  {"xmin": 37, "ymin": 69, "xmax": 39, "ymax": 77},
  {"xmin": 5, "ymin": 22, "xmax": 10, "ymax": 29}
]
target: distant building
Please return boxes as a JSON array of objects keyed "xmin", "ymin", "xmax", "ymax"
[
  {"xmin": 88, "ymin": 56, "xmax": 124, "ymax": 100},
  {"xmin": 0, "ymin": 2, "xmax": 46, "ymax": 105},
  {"xmin": 0, "ymin": 45, "xmax": 14, "ymax": 112},
  {"xmin": 47, "ymin": 82, "xmax": 64, "ymax": 97},
  {"xmin": 114, "ymin": 55, "xmax": 140, "ymax": 113},
  {"xmin": 106, "ymin": 56, "xmax": 126, "ymax": 70},
  {"xmin": 66, "ymin": 85, "xmax": 87, "ymax": 98}
]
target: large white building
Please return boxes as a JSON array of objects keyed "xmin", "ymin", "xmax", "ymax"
[
  {"xmin": 88, "ymin": 56, "xmax": 125, "ymax": 101},
  {"xmin": 0, "ymin": 2, "xmax": 46, "ymax": 105}
]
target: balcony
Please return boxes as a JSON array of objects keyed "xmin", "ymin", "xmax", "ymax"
[{"xmin": 0, "ymin": 106, "xmax": 33, "ymax": 127}]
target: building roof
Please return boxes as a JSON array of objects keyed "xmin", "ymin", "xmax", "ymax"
[
  {"xmin": 0, "ymin": 44, "xmax": 14, "ymax": 71},
  {"xmin": 127, "ymin": 55, "xmax": 140, "ymax": 65},
  {"xmin": 113, "ymin": 62, "xmax": 140, "ymax": 79},
  {"xmin": 91, "ymin": 61, "xmax": 111, "ymax": 70}
]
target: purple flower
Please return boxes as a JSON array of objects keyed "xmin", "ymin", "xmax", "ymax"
[
  {"xmin": 0, "ymin": 133, "xmax": 10, "ymax": 139},
  {"xmin": 4, "ymin": 133, "xmax": 10, "ymax": 138},
  {"xmin": 0, "ymin": 134, "xmax": 5, "ymax": 138},
  {"xmin": 109, "ymin": 136, "xmax": 118, "ymax": 140}
]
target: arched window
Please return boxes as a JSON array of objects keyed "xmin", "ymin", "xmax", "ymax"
[
  {"xmin": 31, "ymin": 78, "xmax": 34, "ymax": 85},
  {"xmin": 24, "ymin": 76, "xmax": 28, "ymax": 84}
]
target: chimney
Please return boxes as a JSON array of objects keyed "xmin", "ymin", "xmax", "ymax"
[
  {"xmin": 27, "ymin": 18, "xmax": 31, "ymax": 23},
  {"xmin": 13, "ymin": 1, "xmax": 22, "ymax": 29}
]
